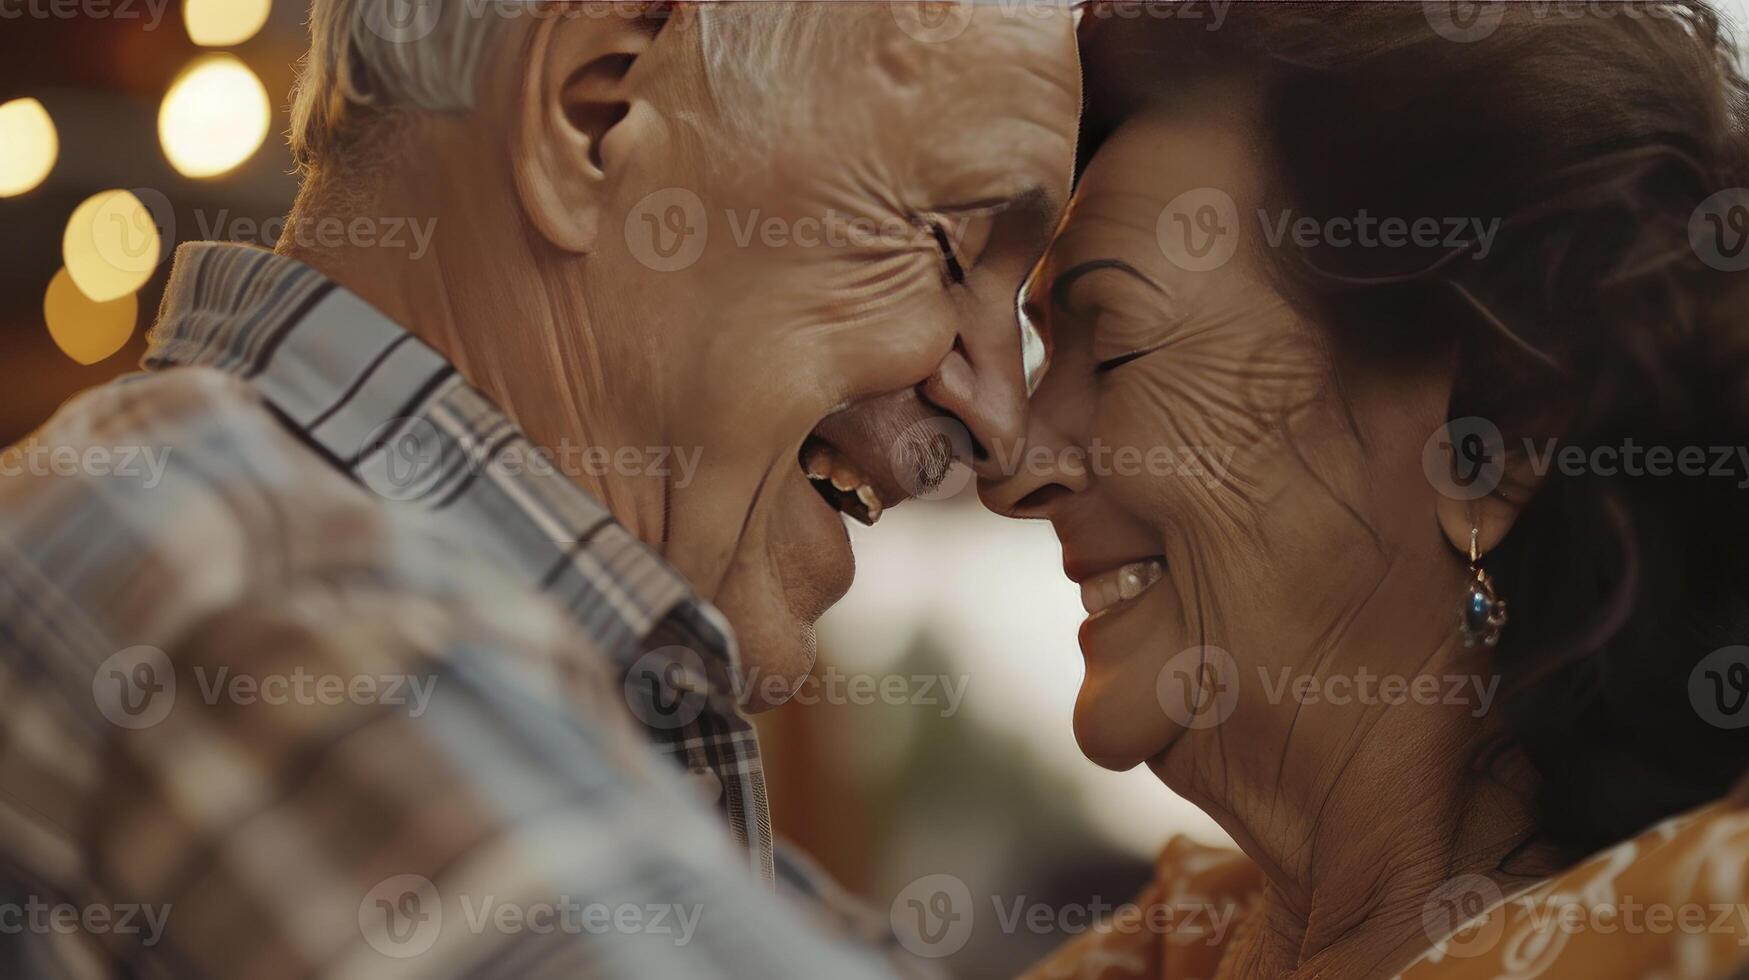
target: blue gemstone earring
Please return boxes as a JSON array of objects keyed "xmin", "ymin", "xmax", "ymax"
[{"xmin": 1460, "ymin": 527, "xmax": 1508, "ymax": 648}]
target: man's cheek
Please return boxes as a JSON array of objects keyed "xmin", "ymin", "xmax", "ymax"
[{"xmin": 813, "ymin": 273, "xmax": 959, "ymax": 402}]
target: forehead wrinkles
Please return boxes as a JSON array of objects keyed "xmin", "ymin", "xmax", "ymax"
[
  {"xmin": 748, "ymin": 8, "xmax": 1077, "ymax": 221},
  {"xmin": 873, "ymin": 11, "xmax": 1076, "ymax": 146}
]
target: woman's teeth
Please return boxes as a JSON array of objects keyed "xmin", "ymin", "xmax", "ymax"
[
  {"xmin": 1080, "ymin": 559, "xmax": 1166, "ymax": 616},
  {"xmin": 802, "ymin": 440, "xmax": 884, "ymax": 526}
]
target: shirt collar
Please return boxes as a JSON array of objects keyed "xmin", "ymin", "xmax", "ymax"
[{"xmin": 145, "ymin": 241, "xmax": 740, "ymax": 675}]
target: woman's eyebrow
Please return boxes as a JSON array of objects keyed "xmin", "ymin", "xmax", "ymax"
[{"xmin": 1049, "ymin": 258, "xmax": 1172, "ymax": 313}]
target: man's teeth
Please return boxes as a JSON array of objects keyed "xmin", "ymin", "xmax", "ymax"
[
  {"xmin": 802, "ymin": 441, "xmax": 884, "ymax": 525},
  {"xmin": 1081, "ymin": 559, "xmax": 1166, "ymax": 616},
  {"xmin": 856, "ymin": 484, "xmax": 881, "ymax": 517}
]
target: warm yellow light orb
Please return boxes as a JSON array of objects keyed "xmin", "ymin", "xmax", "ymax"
[
  {"xmin": 45, "ymin": 267, "xmax": 138, "ymax": 366},
  {"xmin": 62, "ymin": 190, "xmax": 163, "ymax": 303},
  {"xmin": 0, "ymin": 98, "xmax": 59, "ymax": 198},
  {"xmin": 184, "ymin": 0, "xmax": 271, "ymax": 46},
  {"xmin": 158, "ymin": 54, "xmax": 270, "ymax": 178}
]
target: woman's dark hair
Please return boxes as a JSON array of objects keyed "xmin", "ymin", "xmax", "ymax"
[{"xmin": 1081, "ymin": 0, "xmax": 1749, "ymax": 858}]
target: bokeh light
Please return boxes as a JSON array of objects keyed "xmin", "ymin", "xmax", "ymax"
[
  {"xmin": 62, "ymin": 190, "xmax": 162, "ymax": 302},
  {"xmin": 184, "ymin": 0, "xmax": 272, "ymax": 47},
  {"xmin": 44, "ymin": 267, "xmax": 138, "ymax": 366},
  {"xmin": 0, "ymin": 98, "xmax": 59, "ymax": 198},
  {"xmin": 158, "ymin": 54, "xmax": 270, "ymax": 179}
]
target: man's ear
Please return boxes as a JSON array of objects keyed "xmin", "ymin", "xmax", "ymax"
[
  {"xmin": 1433, "ymin": 423, "xmax": 1544, "ymax": 560},
  {"xmin": 514, "ymin": 9, "xmax": 666, "ymax": 254}
]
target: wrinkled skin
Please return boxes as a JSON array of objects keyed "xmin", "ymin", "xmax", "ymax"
[
  {"xmin": 625, "ymin": 8, "xmax": 1081, "ymax": 703},
  {"xmin": 985, "ymin": 83, "xmax": 1555, "ymax": 974},
  {"xmin": 293, "ymin": 5, "xmax": 1080, "ymax": 708}
]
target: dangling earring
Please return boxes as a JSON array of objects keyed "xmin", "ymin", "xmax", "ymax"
[{"xmin": 1460, "ymin": 527, "xmax": 1508, "ymax": 648}]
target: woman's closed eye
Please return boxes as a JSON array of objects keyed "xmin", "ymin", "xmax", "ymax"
[
  {"xmin": 1092, "ymin": 307, "xmax": 1178, "ymax": 375},
  {"xmin": 1095, "ymin": 344, "xmax": 1166, "ymax": 373}
]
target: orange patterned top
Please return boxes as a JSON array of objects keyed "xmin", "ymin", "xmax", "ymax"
[{"xmin": 1024, "ymin": 798, "xmax": 1749, "ymax": 979}]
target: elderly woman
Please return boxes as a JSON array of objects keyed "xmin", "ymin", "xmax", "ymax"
[{"xmin": 994, "ymin": 3, "xmax": 1749, "ymax": 976}]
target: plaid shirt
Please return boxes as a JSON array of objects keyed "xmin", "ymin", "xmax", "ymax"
[{"xmin": 0, "ymin": 242, "xmax": 898, "ymax": 978}]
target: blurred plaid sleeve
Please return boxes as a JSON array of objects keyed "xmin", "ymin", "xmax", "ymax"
[{"xmin": 0, "ymin": 369, "xmax": 899, "ymax": 978}]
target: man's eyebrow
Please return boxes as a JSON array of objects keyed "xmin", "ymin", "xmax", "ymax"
[{"xmin": 1049, "ymin": 258, "xmax": 1171, "ymax": 314}]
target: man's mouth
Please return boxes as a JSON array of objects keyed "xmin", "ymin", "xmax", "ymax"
[{"xmin": 800, "ymin": 435, "xmax": 885, "ymax": 526}]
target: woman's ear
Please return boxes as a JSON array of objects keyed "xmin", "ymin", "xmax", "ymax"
[
  {"xmin": 1432, "ymin": 420, "xmax": 1544, "ymax": 559},
  {"xmin": 514, "ymin": 8, "xmax": 667, "ymax": 254}
]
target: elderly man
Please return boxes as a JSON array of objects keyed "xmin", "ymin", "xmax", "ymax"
[{"xmin": 0, "ymin": 1, "xmax": 1078, "ymax": 976}]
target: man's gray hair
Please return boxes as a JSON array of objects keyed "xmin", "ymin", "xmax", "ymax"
[{"xmin": 289, "ymin": 0, "xmax": 839, "ymax": 173}]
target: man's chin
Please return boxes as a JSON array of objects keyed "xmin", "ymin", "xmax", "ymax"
[
  {"xmin": 705, "ymin": 465, "xmax": 864, "ymax": 712},
  {"xmin": 725, "ymin": 603, "xmax": 824, "ymax": 713},
  {"xmin": 712, "ymin": 560, "xmax": 841, "ymax": 713}
]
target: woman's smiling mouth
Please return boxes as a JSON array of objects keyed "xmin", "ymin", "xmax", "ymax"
[{"xmin": 1077, "ymin": 557, "xmax": 1166, "ymax": 617}]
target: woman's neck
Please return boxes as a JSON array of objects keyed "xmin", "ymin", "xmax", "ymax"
[{"xmin": 1211, "ymin": 750, "xmax": 1563, "ymax": 978}]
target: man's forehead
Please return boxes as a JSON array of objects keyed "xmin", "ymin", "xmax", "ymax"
[
  {"xmin": 867, "ymin": 4, "xmax": 1080, "ymax": 90},
  {"xmin": 839, "ymin": 7, "xmax": 1080, "ymax": 193}
]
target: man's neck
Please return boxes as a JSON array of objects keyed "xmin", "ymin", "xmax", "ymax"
[{"xmin": 279, "ymin": 182, "xmax": 670, "ymax": 549}]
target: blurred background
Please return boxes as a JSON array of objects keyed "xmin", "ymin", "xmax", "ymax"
[{"xmin": 9, "ymin": 2, "xmax": 1743, "ymax": 976}]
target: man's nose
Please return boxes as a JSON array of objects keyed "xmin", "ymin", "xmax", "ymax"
[{"xmin": 919, "ymin": 311, "xmax": 1029, "ymax": 483}]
